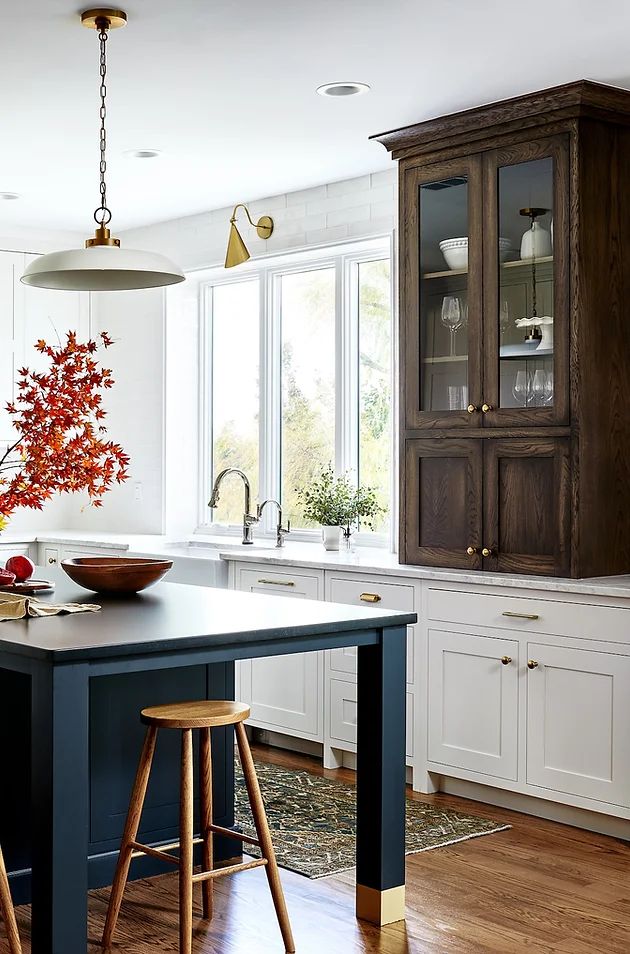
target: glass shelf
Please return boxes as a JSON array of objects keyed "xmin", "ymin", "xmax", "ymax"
[
  {"xmin": 499, "ymin": 346, "xmax": 553, "ymax": 360},
  {"xmin": 424, "ymin": 255, "xmax": 553, "ymax": 281},
  {"xmin": 422, "ymin": 355, "xmax": 468, "ymax": 365}
]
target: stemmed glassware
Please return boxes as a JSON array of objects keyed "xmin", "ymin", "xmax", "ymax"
[
  {"xmin": 441, "ymin": 295, "xmax": 465, "ymax": 357},
  {"xmin": 514, "ymin": 368, "xmax": 554, "ymax": 407},
  {"xmin": 512, "ymin": 369, "xmax": 531, "ymax": 407}
]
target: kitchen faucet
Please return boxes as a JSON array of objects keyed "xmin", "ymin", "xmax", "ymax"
[
  {"xmin": 257, "ymin": 499, "xmax": 291, "ymax": 548},
  {"xmin": 208, "ymin": 468, "xmax": 258, "ymax": 544}
]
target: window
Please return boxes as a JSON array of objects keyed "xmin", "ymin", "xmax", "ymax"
[{"xmin": 200, "ymin": 238, "xmax": 393, "ymax": 542}]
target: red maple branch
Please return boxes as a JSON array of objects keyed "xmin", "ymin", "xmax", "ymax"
[{"xmin": 0, "ymin": 330, "xmax": 130, "ymax": 528}]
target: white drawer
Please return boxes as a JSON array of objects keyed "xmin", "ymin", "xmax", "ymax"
[
  {"xmin": 237, "ymin": 566, "xmax": 322, "ymax": 601},
  {"xmin": 327, "ymin": 575, "xmax": 415, "ymax": 682},
  {"xmin": 328, "ymin": 678, "xmax": 413, "ymax": 760},
  {"xmin": 426, "ymin": 586, "xmax": 630, "ymax": 644}
]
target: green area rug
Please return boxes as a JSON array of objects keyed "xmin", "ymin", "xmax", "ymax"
[{"xmin": 235, "ymin": 759, "xmax": 510, "ymax": 879}]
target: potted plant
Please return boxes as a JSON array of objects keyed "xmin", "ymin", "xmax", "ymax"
[
  {"xmin": 0, "ymin": 331, "xmax": 129, "ymax": 531},
  {"xmin": 296, "ymin": 464, "xmax": 386, "ymax": 551}
]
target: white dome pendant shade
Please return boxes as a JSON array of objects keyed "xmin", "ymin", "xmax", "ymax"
[
  {"xmin": 21, "ymin": 243, "xmax": 185, "ymax": 291},
  {"xmin": 21, "ymin": 8, "xmax": 184, "ymax": 293}
]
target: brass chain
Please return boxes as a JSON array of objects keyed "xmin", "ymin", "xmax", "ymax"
[{"xmin": 94, "ymin": 20, "xmax": 112, "ymax": 227}]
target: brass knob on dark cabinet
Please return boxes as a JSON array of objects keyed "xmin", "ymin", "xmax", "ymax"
[
  {"xmin": 501, "ymin": 656, "xmax": 512, "ymax": 665},
  {"xmin": 466, "ymin": 546, "xmax": 478, "ymax": 556},
  {"xmin": 481, "ymin": 547, "xmax": 495, "ymax": 558},
  {"xmin": 467, "ymin": 404, "xmax": 479, "ymax": 414},
  {"xmin": 527, "ymin": 659, "xmax": 539, "ymax": 670},
  {"xmin": 481, "ymin": 403, "xmax": 493, "ymax": 413}
]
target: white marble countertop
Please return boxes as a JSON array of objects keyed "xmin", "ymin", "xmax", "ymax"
[{"xmin": 5, "ymin": 529, "xmax": 630, "ymax": 599}]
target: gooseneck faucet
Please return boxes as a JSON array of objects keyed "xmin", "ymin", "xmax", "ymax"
[
  {"xmin": 208, "ymin": 468, "xmax": 258, "ymax": 544},
  {"xmin": 257, "ymin": 499, "xmax": 291, "ymax": 548}
]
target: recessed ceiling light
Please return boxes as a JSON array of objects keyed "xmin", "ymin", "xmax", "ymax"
[
  {"xmin": 0, "ymin": 192, "xmax": 21, "ymax": 200},
  {"xmin": 316, "ymin": 82, "xmax": 370, "ymax": 97},
  {"xmin": 125, "ymin": 149, "xmax": 163, "ymax": 159}
]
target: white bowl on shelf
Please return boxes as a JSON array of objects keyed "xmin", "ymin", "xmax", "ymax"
[{"xmin": 439, "ymin": 237, "xmax": 512, "ymax": 270}]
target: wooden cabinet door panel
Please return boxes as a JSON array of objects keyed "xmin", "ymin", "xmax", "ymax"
[
  {"xmin": 483, "ymin": 438, "xmax": 570, "ymax": 576},
  {"xmin": 428, "ymin": 629, "xmax": 519, "ymax": 780},
  {"xmin": 527, "ymin": 643, "xmax": 630, "ymax": 807},
  {"xmin": 482, "ymin": 136, "xmax": 570, "ymax": 427},
  {"xmin": 403, "ymin": 438, "xmax": 482, "ymax": 568}
]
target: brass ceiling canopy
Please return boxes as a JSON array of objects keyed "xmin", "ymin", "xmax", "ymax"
[
  {"xmin": 21, "ymin": 7, "xmax": 184, "ymax": 290},
  {"xmin": 225, "ymin": 205, "xmax": 274, "ymax": 268}
]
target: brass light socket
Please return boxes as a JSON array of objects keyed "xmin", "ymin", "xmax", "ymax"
[{"xmin": 85, "ymin": 226, "xmax": 121, "ymax": 248}]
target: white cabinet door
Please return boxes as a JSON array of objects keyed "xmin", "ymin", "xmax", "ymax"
[
  {"xmin": 60, "ymin": 546, "xmax": 124, "ymax": 561},
  {"xmin": 235, "ymin": 566, "xmax": 324, "ymax": 741},
  {"xmin": 428, "ymin": 629, "xmax": 519, "ymax": 780},
  {"xmin": 326, "ymin": 575, "xmax": 416, "ymax": 685},
  {"xmin": 0, "ymin": 542, "xmax": 33, "ymax": 562},
  {"xmin": 328, "ymin": 678, "xmax": 414, "ymax": 760},
  {"xmin": 0, "ymin": 252, "xmax": 24, "ymax": 442},
  {"xmin": 527, "ymin": 643, "xmax": 630, "ymax": 807}
]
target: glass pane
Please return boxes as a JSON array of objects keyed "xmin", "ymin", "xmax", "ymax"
[
  {"xmin": 358, "ymin": 259, "xmax": 391, "ymax": 534},
  {"xmin": 211, "ymin": 280, "xmax": 260, "ymax": 525},
  {"xmin": 280, "ymin": 268, "xmax": 336, "ymax": 528},
  {"xmin": 498, "ymin": 157, "xmax": 554, "ymax": 409},
  {"xmin": 419, "ymin": 175, "xmax": 469, "ymax": 412}
]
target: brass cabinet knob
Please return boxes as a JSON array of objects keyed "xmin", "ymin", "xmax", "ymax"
[
  {"xmin": 527, "ymin": 659, "xmax": 539, "ymax": 670},
  {"xmin": 501, "ymin": 656, "xmax": 512, "ymax": 665},
  {"xmin": 467, "ymin": 404, "xmax": 479, "ymax": 414},
  {"xmin": 481, "ymin": 547, "xmax": 495, "ymax": 558},
  {"xmin": 48, "ymin": 557, "xmax": 57, "ymax": 565},
  {"xmin": 481, "ymin": 403, "xmax": 493, "ymax": 413},
  {"xmin": 466, "ymin": 546, "xmax": 478, "ymax": 556}
]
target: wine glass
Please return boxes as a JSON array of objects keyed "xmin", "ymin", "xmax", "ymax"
[
  {"xmin": 544, "ymin": 370, "xmax": 554, "ymax": 405},
  {"xmin": 512, "ymin": 369, "xmax": 530, "ymax": 407},
  {"xmin": 500, "ymin": 299, "xmax": 510, "ymax": 341},
  {"xmin": 532, "ymin": 369, "xmax": 547, "ymax": 406},
  {"xmin": 441, "ymin": 296, "xmax": 463, "ymax": 357}
]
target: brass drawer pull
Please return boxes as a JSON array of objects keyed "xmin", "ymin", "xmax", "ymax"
[
  {"xmin": 502, "ymin": 611, "xmax": 539, "ymax": 621},
  {"xmin": 481, "ymin": 403, "xmax": 493, "ymax": 413},
  {"xmin": 360, "ymin": 593, "xmax": 382, "ymax": 603},
  {"xmin": 501, "ymin": 656, "xmax": 512, "ymax": 665},
  {"xmin": 48, "ymin": 556, "xmax": 57, "ymax": 564},
  {"xmin": 467, "ymin": 404, "xmax": 480, "ymax": 414},
  {"xmin": 481, "ymin": 547, "xmax": 495, "ymax": 558},
  {"xmin": 527, "ymin": 659, "xmax": 539, "ymax": 670},
  {"xmin": 466, "ymin": 546, "xmax": 478, "ymax": 556},
  {"xmin": 257, "ymin": 579, "xmax": 295, "ymax": 587}
]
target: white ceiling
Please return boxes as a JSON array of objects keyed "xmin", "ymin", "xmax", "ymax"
[{"xmin": 1, "ymin": 0, "xmax": 630, "ymax": 233}]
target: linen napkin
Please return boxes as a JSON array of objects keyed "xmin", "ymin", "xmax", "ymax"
[{"xmin": 0, "ymin": 592, "xmax": 101, "ymax": 620}]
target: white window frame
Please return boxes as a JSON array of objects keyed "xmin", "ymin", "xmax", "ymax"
[{"xmin": 197, "ymin": 234, "xmax": 394, "ymax": 546}]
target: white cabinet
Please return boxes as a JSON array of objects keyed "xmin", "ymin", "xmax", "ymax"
[
  {"xmin": 37, "ymin": 543, "xmax": 124, "ymax": 569},
  {"xmin": 233, "ymin": 565, "xmax": 324, "ymax": 742},
  {"xmin": 328, "ymin": 677, "xmax": 414, "ymax": 760},
  {"xmin": 427, "ymin": 629, "xmax": 519, "ymax": 781},
  {"xmin": 527, "ymin": 643, "xmax": 630, "ymax": 807},
  {"xmin": 0, "ymin": 541, "xmax": 34, "ymax": 564}
]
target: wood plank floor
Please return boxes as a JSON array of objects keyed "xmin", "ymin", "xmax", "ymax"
[{"xmin": 4, "ymin": 744, "xmax": 630, "ymax": 953}]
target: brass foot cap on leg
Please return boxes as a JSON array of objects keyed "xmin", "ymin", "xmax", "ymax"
[{"xmin": 356, "ymin": 884, "xmax": 405, "ymax": 925}]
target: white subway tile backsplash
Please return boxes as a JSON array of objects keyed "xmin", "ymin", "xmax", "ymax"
[
  {"xmin": 305, "ymin": 224, "xmax": 349, "ymax": 245},
  {"xmin": 286, "ymin": 184, "xmax": 328, "ymax": 205},
  {"xmin": 327, "ymin": 205, "xmax": 370, "ymax": 228},
  {"xmin": 370, "ymin": 168, "xmax": 397, "ymax": 188},
  {"xmin": 348, "ymin": 216, "xmax": 395, "ymax": 237},
  {"xmin": 306, "ymin": 184, "xmax": 394, "ymax": 217},
  {"xmin": 326, "ymin": 175, "xmax": 371, "ymax": 197}
]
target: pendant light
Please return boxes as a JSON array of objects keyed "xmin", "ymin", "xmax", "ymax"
[{"xmin": 21, "ymin": 8, "xmax": 184, "ymax": 292}]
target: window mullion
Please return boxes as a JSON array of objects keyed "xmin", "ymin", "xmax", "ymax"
[{"xmin": 339, "ymin": 256, "xmax": 359, "ymax": 479}]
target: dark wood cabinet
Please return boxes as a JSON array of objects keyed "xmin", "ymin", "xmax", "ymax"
[{"xmin": 376, "ymin": 81, "xmax": 630, "ymax": 577}]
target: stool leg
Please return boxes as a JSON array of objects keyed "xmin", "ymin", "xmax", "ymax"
[
  {"xmin": 102, "ymin": 726, "xmax": 157, "ymax": 948},
  {"xmin": 0, "ymin": 845, "xmax": 22, "ymax": 954},
  {"xmin": 235, "ymin": 723, "xmax": 295, "ymax": 953},
  {"xmin": 179, "ymin": 729, "xmax": 194, "ymax": 954},
  {"xmin": 199, "ymin": 727, "xmax": 213, "ymax": 920}
]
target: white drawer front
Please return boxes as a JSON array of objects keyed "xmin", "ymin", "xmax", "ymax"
[
  {"xmin": 327, "ymin": 576, "xmax": 415, "ymax": 683},
  {"xmin": 527, "ymin": 643, "xmax": 630, "ymax": 807},
  {"xmin": 328, "ymin": 678, "xmax": 413, "ymax": 760},
  {"xmin": 237, "ymin": 566, "xmax": 321, "ymax": 601},
  {"xmin": 427, "ymin": 586, "xmax": 630, "ymax": 644}
]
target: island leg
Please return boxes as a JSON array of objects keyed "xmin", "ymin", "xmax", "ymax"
[
  {"xmin": 31, "ymin": 660, "xmax": 90, "ymax": 954},
  {"xmin": 356, "ymin": 625, "xmax": 407, "ymax": 925}
]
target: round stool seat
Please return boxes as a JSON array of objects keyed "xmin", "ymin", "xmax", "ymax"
[{"xmin": 141, "ymin": 699, "xmax": 250, "ymax": 729}]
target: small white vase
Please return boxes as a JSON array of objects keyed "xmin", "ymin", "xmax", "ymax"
[
  {"xmin": 520, "ymin": 221, "xmax": 552, "ymax": 260},
  {"xmin": 321, "ymin": 526, "xmax": 340, "ymax": 551}
]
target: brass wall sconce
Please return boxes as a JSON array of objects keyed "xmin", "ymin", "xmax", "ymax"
[{"xmin": 225, "ymin": 204, "xmax": 274, "ymax": 268}]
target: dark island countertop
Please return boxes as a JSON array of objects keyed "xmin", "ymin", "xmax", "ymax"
[{"xmin": 0, "ymin": 568, "xmax": 417, "ymax": 662}]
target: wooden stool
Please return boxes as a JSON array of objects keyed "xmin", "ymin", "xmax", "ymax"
[
  {"xmin": 0, "ymin": 843, "xmax": 22, "ymax": 954},
  {"xmin": 102, "ymin": 700, "xmax": 295, "ymax": 954}
]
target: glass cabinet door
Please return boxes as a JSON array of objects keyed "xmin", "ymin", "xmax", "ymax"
[
  {"xmin": 482, "ymin": 137, "xmax": 569, "ymax": 425},
  {"xmin": 402, "ymin": 158, "xmax": 483, "ymax": 427}
]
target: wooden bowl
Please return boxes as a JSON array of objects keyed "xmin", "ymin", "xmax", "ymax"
[{"xmin": 61, "ymin": 557, "xmax": 173, "ymax": 594}]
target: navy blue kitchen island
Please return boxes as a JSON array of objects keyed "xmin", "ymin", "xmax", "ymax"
[{"xmin": 0, "ymin": 570, "xmax": 415, "ymax": 953}]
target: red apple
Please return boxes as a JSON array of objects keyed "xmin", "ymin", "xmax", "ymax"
[
  {"xmin": 5, "ymin": 555, "xmax": 35, "ymax": 583},
  {"xmin": 0, "ymin": 568, "xmax": 16, "ymax": 586}
]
